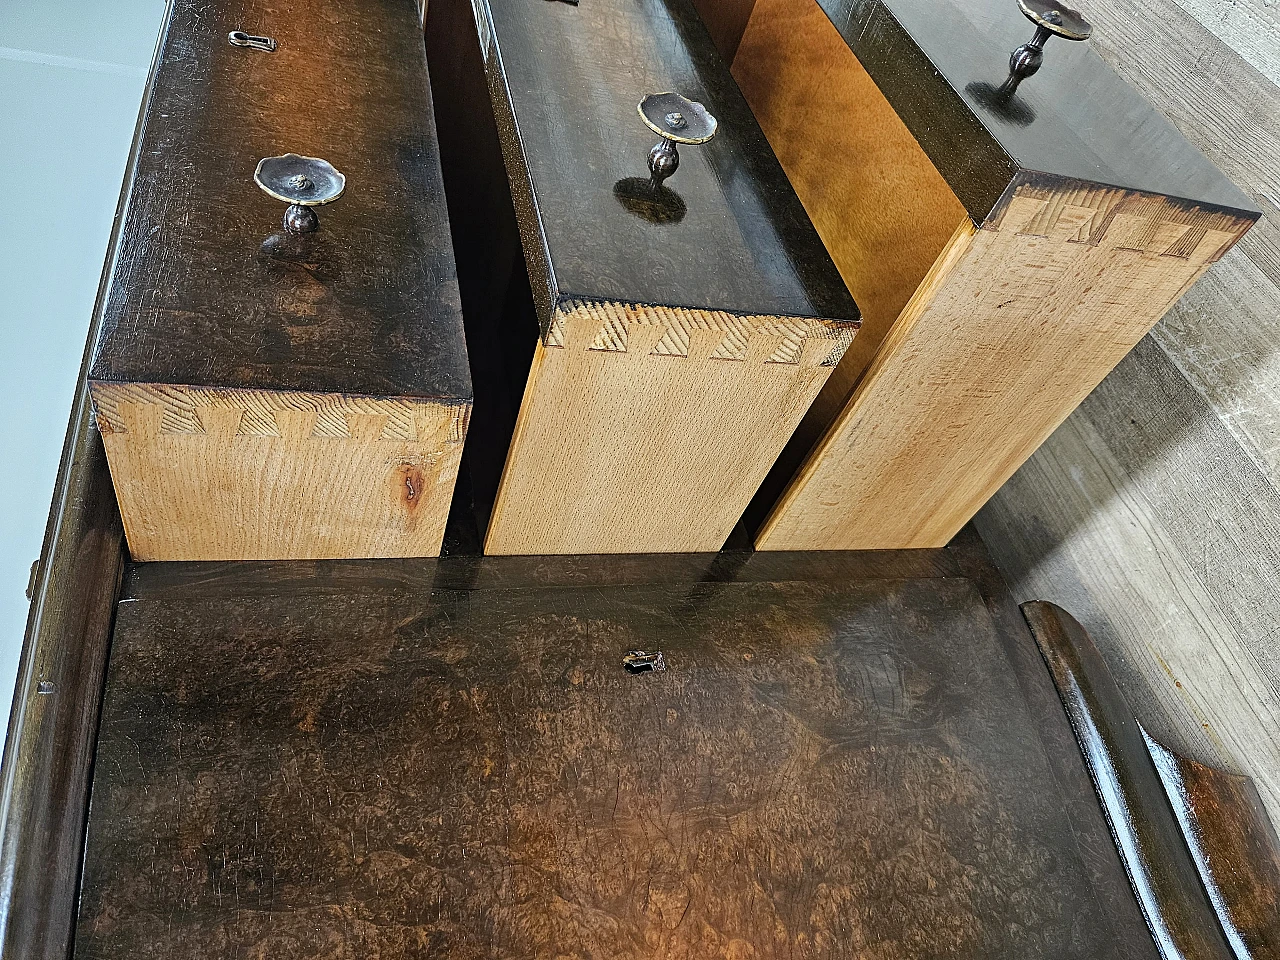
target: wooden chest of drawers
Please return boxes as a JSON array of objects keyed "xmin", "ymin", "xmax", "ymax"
[
  {"xmin": 426, "ymin": 0, "xmax": 860, "ymax": 554},
  {"xmin": 87, "ymin": 0, "xmax": 471, "ymax": 560}
]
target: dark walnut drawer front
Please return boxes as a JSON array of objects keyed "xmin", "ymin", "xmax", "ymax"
[
  {"xmin": 426, "ymin": 0, "xmax": 860, "ymax": 555},
  {"xmin": 716, "ymin": 0, "xmax": 1262, "ymax": 550},
  {"xmin": 87, "ymin": 0, "xmax": 471, "ymax": 561}
]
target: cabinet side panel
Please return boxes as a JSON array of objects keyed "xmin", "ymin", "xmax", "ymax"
[{"xmin": 732, "ymin": 0, "xmax": 969, "ymax": 446}]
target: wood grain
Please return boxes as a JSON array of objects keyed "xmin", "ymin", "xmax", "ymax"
[
  {"xmin": 1077, "ymin": 0, "xmax": 1280, "ymax": 473},
  {"xmin": 1156, "ymin": 0, "xmax": 1280, "ymax": 89},
  {"xmin": 0, "ymin": 392, "xmax": 125, "ymax": 960},
  {"xmin": 77, "ymin": 574, "xmax": 1129, "ymax": 960},
  {"xmin": 975, "ymin": 337, "xmax": 1280, "ymax": 826},
  {"xmin": 1152, "ymin": 250, "xmax": 1280, "ymax": 482},
  {"xmin": 91, "ymin": 383, "xmax": 468, "ymax": 560},
  {"xmin": 793, "ymin": 0, "xmax": 1259, "ymax": 222},
  {"xmin": 429, "ymin": 0, "xmax": 860, "ymax": 553},
  {"xmin": 87, "ymin": 0, "xmax": 470, "ymax": 402},
  {"xmin": 731, "ymin": 0, "xmax": 968, "ymax": 445},
  {"xmin": 486, "ymin": 300, "xmax": 854, "ymax": 554},
  {"xmin": 88, "ymin": 0, "xmax": 472, "ymax": 560},
  {"xmin": 947, "ymin": 529, "xmax": 1161, "ymax": 960},
  {"xmin": 1145, "ymin": 734, "xmax": 1280, "ymax": 960},
  {"xmin": 973, "ymin": 0, "xmax": 1280, "ymax": 841},
  {"xmin": 757, "ymin": 184, "xmax": 1252, "ymax": 550}
]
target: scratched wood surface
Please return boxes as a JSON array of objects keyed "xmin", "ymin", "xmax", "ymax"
[
  {"xmin": 76, "ymin": 566, "xmax": 1145, "ymax": 960},
  {"xmin": 975, "ymin": 0, "xmax": 1280, "ymax": 830},
  {"xmin": 86, "ymin": 0, "xmax": 472, "ymax": 560}
]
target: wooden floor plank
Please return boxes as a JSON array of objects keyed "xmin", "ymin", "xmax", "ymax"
[
  {"xmin": 1151, "ymin": 250, "xmax": 1280, "ymax": 482},
  {"xmin": 978, "ymin": 340, "xmax": 1280, "ymax": 826},
  {"xmin": 1083, "ymin": 0, "xmax": 1280, "ymax": 290},
  {"xmin": 978, "ymin": 0, "xmax": 1280, "ymax": 836},
  {"xmin": 1165, "ymin": 0, "xmax": 1280, "ymax": 86}
]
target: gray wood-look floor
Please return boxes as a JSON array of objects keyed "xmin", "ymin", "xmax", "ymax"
[{"xmin": 976, "ymin": 0, "xmax": 1280, "ymax": 824}]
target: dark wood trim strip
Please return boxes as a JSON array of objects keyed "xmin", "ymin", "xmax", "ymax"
[
  {"xmin": 120, "ymin": 548, "xmax": 960, "ymax": 601},
  {"xmin": 1022, "ymin": 600, "xmax": 1235, "ymax": 960},
  {"xmin": 1145, "ymin": 733, "xmax": 1280, "ymax": 960},
  {"xmin": 0, "ymin": 5, "xmax": 173, "ymax": 956},
  {"xmin": 949, "ymin": 530, "xmax": 1160, "ymax": 960}
]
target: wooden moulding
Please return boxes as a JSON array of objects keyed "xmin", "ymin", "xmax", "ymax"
[
  {"xmin": 87, "ymin": 0, "xmax": 472, "ymax": 561},
  {"xmin": 721, "ymin": 0, "xmax": 1261, "ymax": 550},
  {"xmin": 0, "ymin": 0, "xmax": 154, "ymax": 942},
  {"xmin": 1145, "ymin": 735, "xmax": 1280, "ymax": 960},
  {"xmin": 426, "ymin": 0, "xmax": 860, "ymax": 555},
  {"xmin": 1023, "ymin": 601, "xmax": 1280, "ymax": 960}
]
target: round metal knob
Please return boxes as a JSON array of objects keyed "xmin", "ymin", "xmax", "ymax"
[
  {"xmin": 254, "ymin": 153, "xmax": 345, "ymax": 234},
  {"xmin": 637, "ymin": 92, "xmax": 718, "ymax": 187},
  {"xmin": 999, "ymin": 0, "xmax": 1093, "ymax": 97}
]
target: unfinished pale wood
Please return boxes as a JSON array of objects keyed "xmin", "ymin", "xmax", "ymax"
[
  {"xmin": 484, "ymin": 299, "xmax": 855, "ymax": 555},
  {"xmin": 91, "ymin": 383, "xmax": 469, "ymax": 560},
  {"xmin": 757, "ymin": 183, "xmax": 1252, "ymax": 550},
  {"xmin": 731, "ymin": 0, "xmax": 968, "ymax": 442}
]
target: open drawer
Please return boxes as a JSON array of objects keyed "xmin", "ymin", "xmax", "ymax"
[{"xmin": 700, "ymin": 0, "xmax": 1261, "ymax": 549}]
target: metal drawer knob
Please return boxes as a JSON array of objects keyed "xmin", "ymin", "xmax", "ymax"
[
  {"xmin": 254, "ymin": 154, "xmax": 345, "ymax": 234},
  {"xmin": 637, "ymin": 92, "xmax": 717, "ymax": 187},
  {"xmin": 1000, "ymin": 0, "xmax": 1093, "ymax": 97}
]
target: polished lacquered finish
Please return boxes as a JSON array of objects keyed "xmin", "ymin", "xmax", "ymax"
[
  {"xmin": 1023, "ymin": 601, "xmax": 1237, "ymax": 960},
  {"xmin": 815, "ymin": 0, "xmax": 1261, "ymax": 222},
  {"xmin": 465, "ymin": 0, "xmax": 858, "ymax": 333},
  {"xmin": 1146, "ymin": 734, "xmax": 1280, "ymax": 960},
  {"xmin": 83, "ymin": 0, "xmax": 472, "ymax": 562}
]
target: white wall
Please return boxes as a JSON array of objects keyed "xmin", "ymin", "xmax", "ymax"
[{"xmin": 0, "ymin": 0, "xmax": 167, "ymax": 738}]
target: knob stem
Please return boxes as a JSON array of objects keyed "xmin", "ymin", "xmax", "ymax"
[
  {"xmin": 648, "ymin": 139, "xmax": 680, "ymax": 186},
  {"xmin": 999, "ymin": 23, "xmax": 1055, "ymax": 97},
  {"xmin": 283, "ymin": 204, "xmax": 320, "ymax": 234}
]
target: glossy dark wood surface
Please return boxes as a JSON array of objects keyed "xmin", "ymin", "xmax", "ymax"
[
  {"xmin": 88, "ymin": 0, "xmax": 470, "ymax": 401},
  {"xmin": 815, "ymin": 0, "xmax": 1262, "ymax": 222},
  {"xmin": 459, "ymin": 0, "xmax": 859, "ymax": 330},
  {"xmin": 0, "ymin": 397, "xmax": 124, "ymax": 960},
  {"xmin": 0, "ymin": 20, "xmax": 150, "ymax": 946},
  {"xmin": 948, "ymin": 530, "xmax": 1160, "ymax": 960},
  {"xmin": 1022, "ymin": 601, "xmax": 1236, "ymax": 960},
  {"xmin": 1145, "ymin": 734, "xmax": 1280, "ymax": 960},
  {"xmin": 79, "ymin": 559, "xmax": 1128, "ymax": 959}
]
